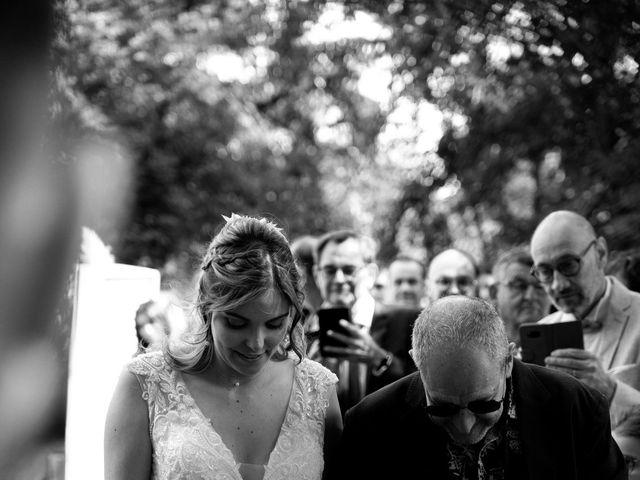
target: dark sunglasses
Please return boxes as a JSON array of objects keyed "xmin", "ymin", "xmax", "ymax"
[
  {"xmin": 530, "ymin": 240, "xmax": 596, "ymax": 284},
  {"xmin": 425, "ymin": 397, "xmax": 505, "ymax": 417}
]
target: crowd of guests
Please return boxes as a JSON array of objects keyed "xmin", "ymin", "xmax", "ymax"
[{"xmin": 105, "ymin": 210, "xmax": 640, "ymax": 479}]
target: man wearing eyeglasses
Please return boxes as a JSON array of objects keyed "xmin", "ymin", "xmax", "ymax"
[
  {"xmin": 531, "ymin": 210, "xmax": 640, "ymax": 419},
  {"xmin": 311, "ymin": 230, "xmax": 418, "ymax": 411},
  {"xmin": 426, "ymin": 248, "xmax": 479, "ymax": 302},
  {"xmin": 491, "ymin": 246, "xmax": 551, "ymax": 344},
  {"xmin": 340, "ymin": 296, "xmax": 626, "ymax": 479}
]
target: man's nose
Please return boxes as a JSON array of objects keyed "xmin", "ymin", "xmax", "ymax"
[
  {"xmin": 550, "ymin": 269, "xmax": 570, "ymax": 292},
  {"xmin": 523, "ymin": 284, "xmax": 536, "ymax": 299},
  {"xmin": 448, "ymin": 281, "xmax": 461, "ymax": 295},
  {"xmin": 452, "ymin": 409, "xmax": 475, "ymax": 434},
  {"xmin": 334, "ymin": 268, "xmax": 346, "ymax": 282}
]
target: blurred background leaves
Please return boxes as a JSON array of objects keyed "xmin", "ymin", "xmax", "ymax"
[{"xmin": 55, "ymin": 0, "xmax": 640, "ymax": 279}]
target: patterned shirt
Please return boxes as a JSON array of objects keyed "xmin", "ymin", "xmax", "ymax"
[{"xmin": 446, "ymin": 382, "xmax": 522, "ymax": 480}]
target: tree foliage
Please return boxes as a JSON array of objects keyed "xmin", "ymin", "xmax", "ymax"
[{"xmin": 58, "ymin": 0, "xmax": 640, "ymax": 275}]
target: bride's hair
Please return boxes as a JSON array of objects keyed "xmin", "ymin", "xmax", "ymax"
[{"xmin": 165, "ymin": 214, "xmax": 306, "ymax": 373}]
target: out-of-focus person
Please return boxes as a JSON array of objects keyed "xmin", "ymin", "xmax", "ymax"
[
  {"xmin": 613, "ymin": 405, "xmax": 640, "ymax": 479},
  {"xmin": 426, "ymin": 248, "xmax": 478, "ymax": 301},
  {"xmin": 476, "ymin": 271, "xmax": 495, "ymax": 301},
  {"xmin": 133, "ymin": 291, "xmax": 187, "ymax": 352},
  {"xmin": 491, "ymin": 246, "xmax": 551, "ymax": 344},
  {"xmin": 291, "ymin": 235, "xmax": 323, "ymax": 320},
  {"xmin": 0, "ymin": 2, "xmax": 82, "ymax": 478},
  {"xmin": 387, "ymin": 254, "xmax": 425, "ymax": 308},
  {"xmin": 531, "ymin": 210, "xmax": 640, "ymax": 419},
  {"xmin": 311, "ymin": 230, "xmax": 418, "ymax": 410},
  {"xmin": 340, "ymin": 296, "xmax": 627, "ymax": 479},
  {"xmin": 608, "ymin": 248, "xmax": 640, "ymax": 294},
  {"xmin": 370, "ymin": 266, "xmax": 389, "ymax": 305},
  {"xmin": 105, "ymin": 215, "xmax": 342, "ymax": 480}
]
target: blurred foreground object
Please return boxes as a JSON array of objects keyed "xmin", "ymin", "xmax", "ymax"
[
  {"xmin": 0, "ymin": 1, "xmax": 80, "ymax": 478},
  {"xmin": 65, "ymin": 264, "xmax": 160, "ymax": 480}
]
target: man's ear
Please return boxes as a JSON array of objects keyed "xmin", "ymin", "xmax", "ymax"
[
  {"xmin": 595, "ymin": 236, "xmax": 608, "ymax": 270},
  {"xmin": 312, "ymin": 264, "xmax": 321, "ymax": 286},
  {"xmin": 506, "ymin": 342, "xmax": 517, "ymax": 378},
  {"xmin": 361, "ymin": 262, "xmax": 379, "ymax": 290},
  {"xmin": 409, "ymin": 349, "xmax": 418, "ymax": 368}
]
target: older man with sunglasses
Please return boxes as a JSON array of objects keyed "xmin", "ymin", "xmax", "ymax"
[
  {"xmin": 531, "ymin": 210, "xmax": 640, "ymax": 422},
  {"xmin": 340, "ymin": 296, "xmax": 625, "ymax": 478}
]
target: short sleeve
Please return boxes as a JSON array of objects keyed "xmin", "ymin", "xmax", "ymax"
[
  {"xmin": 296, "ymin": 358, "xmax": 338, "ymax": 421},
  {"xmin": 126, "ymin": 351, "xmax": 171, "ymax": 406}
]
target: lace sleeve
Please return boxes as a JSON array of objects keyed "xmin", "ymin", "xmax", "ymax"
[
  {"xmin": 126, "ymin": 351, "xmax": 169, "ymax": 405},
  {"xmin": 297, "ymin": 358, "xmax": 339, "ymax": 422}
]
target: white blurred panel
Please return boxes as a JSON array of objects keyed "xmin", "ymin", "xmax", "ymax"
[{"xmin": 65, "ymin": 264, "xmax": 160, "ymax": 480}]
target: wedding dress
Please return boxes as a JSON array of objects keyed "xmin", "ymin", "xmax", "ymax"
[{"xmin": 128, "ymin": 351, "xmax": 338, "ymax": 480}]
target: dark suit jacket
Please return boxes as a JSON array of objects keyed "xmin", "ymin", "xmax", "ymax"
[
  {"xmin": 367, "ymin": 304, "xmax": 419, "ymax": 394},
  {"xmin": 340, "ymin": 360, "xmax": 626, "ymax": 480}
]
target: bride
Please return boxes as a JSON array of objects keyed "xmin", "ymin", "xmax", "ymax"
[{"xmin": 105, "ymin": 215, "xmax": 342, "ymax": 480}]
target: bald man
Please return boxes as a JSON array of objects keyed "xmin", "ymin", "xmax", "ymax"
[
  {"xmin": 340, "ymin": 296, "xmax": 626, "ymax": 479},
  {"xmin": 426, "ymin": 248, "xmax": 478, "ymax": 302},
  {"xmin": 531, "ymin": 210, "xmax": 640, "ymax": 420}
]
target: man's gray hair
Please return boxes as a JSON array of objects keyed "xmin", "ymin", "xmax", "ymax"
[{"xmin": 412, "ymin": 296, "xmax": 509, "ymax": 371}]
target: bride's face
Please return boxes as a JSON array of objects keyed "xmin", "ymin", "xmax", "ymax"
[{"xmin": 211, "ymin": 290, "xmax": 290, "ymax": 377}]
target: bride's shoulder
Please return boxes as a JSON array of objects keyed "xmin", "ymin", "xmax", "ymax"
[
  {"xmin": 295, "ymin": 357, "xmax": 338, "ymax": 386},
  {"xmin": 127, "ymin": 350, "xmax": 170, "ymax": 377}
]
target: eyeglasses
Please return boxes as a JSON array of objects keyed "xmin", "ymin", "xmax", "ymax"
[
  {"xmin": 319, "ymin": 264, "xmax": 362, "ymax": 277},
  {"xmin": 434, "ymin": 276, "xmax": 475, "ymax": 288},
  {"xmin": 499, "ymin": 278, "xmax": 545, "ymax": 293},
  {"xmin": 425, "ymin": 397, "xmax": 505, "ymax": 417},
  {"xmin": 530, "ymin": 240, "xmax": 597, "ymax": 284}
]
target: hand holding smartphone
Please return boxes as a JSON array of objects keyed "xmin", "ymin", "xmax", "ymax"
[
  {"xmin": 317, "ymin": 307, "xmax": 353, "ymax": 357},
  {"xmin": 519, "ymin": 321, "xmax": 584, "ymax": 366}
]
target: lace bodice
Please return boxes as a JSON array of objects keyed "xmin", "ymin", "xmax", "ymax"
[{"xmin": 128, "ymin": 351, "xmax": 338, "ymax": 480}]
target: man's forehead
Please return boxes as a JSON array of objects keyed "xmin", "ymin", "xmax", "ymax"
[
  {"xmin": 429, "ymin": 254, "xmax": 475, "ymax": 278},
  {"xmin": 531, "ymin": 235, "xmax": 584, "ymax": 262},
  {"xmin": 502, "ymin": 262, "xmax": 531, "ymax": 279},
  {"xmin": 423, "ymin": 351, "xmax": 502, "ymax": 400},
  {"xmin": 389, "ymin": 260, "xmax": 422, "ymax": 278},
  {"xmin": 318, "ymin": 238, "xmax": 366, "ymax": 264}
]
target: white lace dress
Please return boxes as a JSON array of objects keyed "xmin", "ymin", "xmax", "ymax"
[{"xmin": 128, "ymin": 351, "xmax": 338, "ymax": 480}]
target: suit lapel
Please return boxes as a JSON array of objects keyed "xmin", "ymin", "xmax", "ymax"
[
  {"xmin": 512, "ymin": 361, "xmax": 557, "ymax": 480},
  {"xmin": 598, "ymin": 279, "xmax": 632, "ymax": 370},
  {"xmin": 370, "ymin": 303, "xmax": 388, "ymax": 344}
]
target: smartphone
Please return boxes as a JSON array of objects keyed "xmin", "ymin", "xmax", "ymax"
[
  {"xmin": 317, "ymin": 306, "xmax": 352, "ymax": 357},
  {"xmin": 519, "ymin": 321, "xmax": 584, "ymax": 366}
]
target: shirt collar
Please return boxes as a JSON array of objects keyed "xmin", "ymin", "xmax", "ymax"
[
  {"xmin": 570, "ymin": 277, "xmax": 612, "ymax": 332},
  {"xmin": 352, "ymin": 292, "xmax": 375, "ymax": 329}
]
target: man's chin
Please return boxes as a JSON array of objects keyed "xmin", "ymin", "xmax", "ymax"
[
  {"xmin": 447, "ymin": 428, "xmax": 489, "ymax": 446},
  {"xmin": 328, "ymin": 293, "xmax": 355, "ymax": 307}
]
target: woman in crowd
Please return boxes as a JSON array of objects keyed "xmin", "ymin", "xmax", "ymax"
[{"xmin": 105, "ymin": 214, "xmax": 342, "ymax": 480}]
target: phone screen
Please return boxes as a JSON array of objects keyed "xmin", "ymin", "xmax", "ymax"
[
  {"xmin": 317, "ymin": 306, "xmax": 352, "ymax": 357},
  {"xmin": 519, "ymin": 321, "xmax": 584, "ymax": 366}
]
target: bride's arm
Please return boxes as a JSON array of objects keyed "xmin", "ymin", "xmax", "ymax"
[
  {"xmin": 104, "ymin": 369, "xmax": 152, "ymax": 480},
  {"xmin": 322, "ymin": 384, "xmax": 343, "ymax": 480}
]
